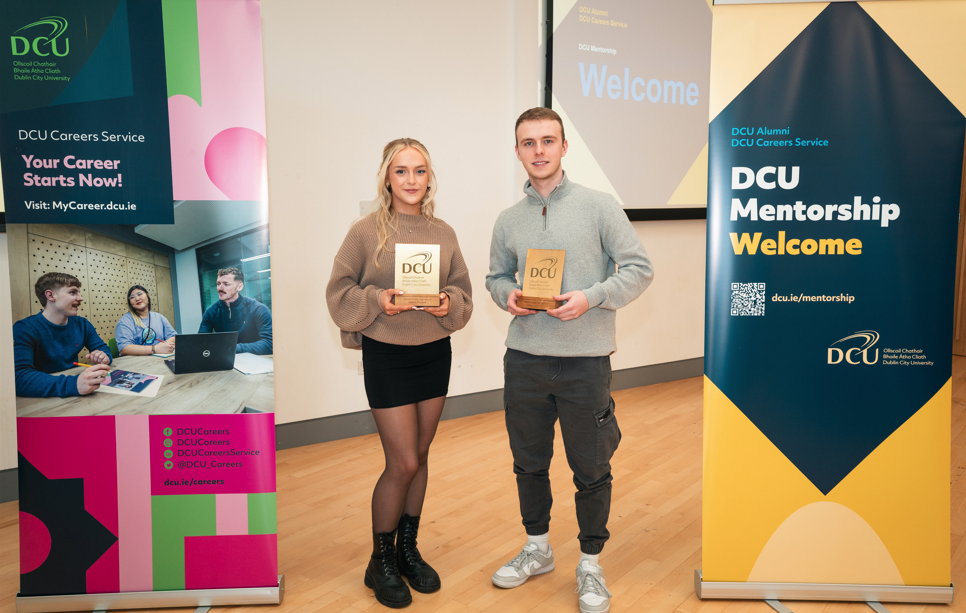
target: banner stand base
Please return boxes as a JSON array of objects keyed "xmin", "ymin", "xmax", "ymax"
[
  {"xmin": 767, "ymin": 598, "xmax": 892, "ymax": 613},
  {"xmin": 15, "ymin": 575, "xmax": 285, "ymax": 613},
  {"xmin": 695, "ymin": 571, "xmax": 953, "ymax": 604}
]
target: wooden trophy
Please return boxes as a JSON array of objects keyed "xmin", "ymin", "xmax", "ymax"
[
  {"xmin": 394, "ymin": 244, "xmax": 441, "ymax": 307},
  {"xmin": 516, "ymin": 248, "xmax": 566, "ymax": 311}
]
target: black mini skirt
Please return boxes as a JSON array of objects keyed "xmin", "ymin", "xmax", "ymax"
[{"xmin": 361, "ymin": 335, "xmax": 452, "ymax": 409}]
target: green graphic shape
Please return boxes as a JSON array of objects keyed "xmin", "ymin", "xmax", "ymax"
[
  {"xmin": 164, "ymin": 450, "xmax": 173, "ymax": 459},
  {"xmin": 164, "ymin": 461, "xmax": 173, "ymax": 470},
  {"xmin": 163, "ymin": 438, "xmax": 173, "ymax": 448},
  {"xmin": 163, "ymin": 427, "xmax": 173, "ymax": 436},
  {"xmin": 161, "ymin": 0, "xmax": 202, "ymax": 105},
  {"xmin": 248, "ymin": 493, "xmax": 277, "ymax": 535},
  {"xmin": 151, "ymin": 495, "xmax": 216, "ymax": 590},
  {"xmin": 14, "ymin": 17, "xmax": 69, "ymax": 40}
]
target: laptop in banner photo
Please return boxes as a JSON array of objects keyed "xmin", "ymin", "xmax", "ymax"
[{"xmin": 165, "ymin": 332, "xmax": 237, "ymax": 374}]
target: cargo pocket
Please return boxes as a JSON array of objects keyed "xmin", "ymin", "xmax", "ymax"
[{"xmin": 594, "ymin": 400, "xmax": 620, "ymax": 465}]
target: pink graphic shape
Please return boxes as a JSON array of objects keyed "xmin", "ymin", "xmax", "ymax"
[
  {"xmin": 17, "ymin": 417, "xmax": 119, "ymax": 537},
  {"xmin": 19, "ymin": 512, "xmax": 51, "ymax": 574},
  {"xmin": 116, "ymin": 415, "xmax": 153, "ymax": 592},
  {"xmin": 205, "ymin": 128, "xmax": 268, "ymax": 200},
  {"xmin": 168, "ymin": 0, "xmax": 267, "ymax": 200},
  {"xmin": 149, "ymin": 413, "xmax": 276, "ymax": 496},
  {"xmin": 87, "ymin": 541, "xmax": 120, "ymax": 593},
  {"xmin": 184, "ymin": 534, "xmax": 277, "ymax": 589},
  {"xmin": 216, "ymin": 493, "xmax": 249, "ymax": 535}
]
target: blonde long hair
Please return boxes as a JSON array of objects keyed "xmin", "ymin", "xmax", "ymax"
[{"xmin": 371, "ymin": 138, "xmax": 438, "ymax": 267}]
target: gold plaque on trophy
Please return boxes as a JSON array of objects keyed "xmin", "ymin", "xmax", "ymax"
[
  {"xmin": 394, "ymin": 244, "xmax": 441, "ymax": 307},
  {"xmin": 517, "ymin": 248, "xmax": 566, "ymax": 311}
]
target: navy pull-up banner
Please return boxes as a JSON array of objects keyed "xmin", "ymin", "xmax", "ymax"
[
  {"xmin": 0, "ymin": 0, "xmax": 173, "ymax": 224},
  {"xmin": 703, "ymin": 2, "xmax": 964, "ymax": 591}
]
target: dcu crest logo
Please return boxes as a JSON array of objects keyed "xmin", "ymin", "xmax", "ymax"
[
  {"xmin": 828, "ymin": 330, "xmax": 879, "ymax": 365},
  {"xmin": 530, "ymin": 257, "xmax": 559, "ymax": 279},
  {"xmin": 11, "ymin": 17, "xmax": 69, "ymax": 57},
  {"xmin": 401, "ymin": 252, "xmax": 433, "ymax": 274}
]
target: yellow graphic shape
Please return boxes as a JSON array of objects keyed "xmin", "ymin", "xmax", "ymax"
[
  {"xmin": 826, "ymin": 380, "xmax": 951, "ymax": 586},
  {"xmin": 748, "ymin": 501, "xmax": 903, "ymax": 585},
  {"xmin": 552, "ymin": 92, "xmax": 626, "ymax": 207},
  {"xmin": 710, "ymin": 3, "xmax": 828, "ymax": 122},
  {"xmin": 860, "ymin": 1, "xmax": 966, "ymax": 116},
  {"xmin": 666, "ymin": 142, "xmax": 708, "ymax": 206},
  {"xmin": 703, "ymin": 376, "xmax": 822, "ymax": 581},
  {"xmin": 704, "ymin": 377, "xmax": 950, "ymax": 586}
]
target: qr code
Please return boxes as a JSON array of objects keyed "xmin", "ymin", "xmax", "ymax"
[{"xmin": 731, "ymin": 282, "xmax": 765, "ymax": 316}]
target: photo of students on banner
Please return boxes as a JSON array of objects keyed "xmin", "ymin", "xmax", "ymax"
[{"xmin": 8, "ymin": 212, "xmax": 274, "ymax": 396}]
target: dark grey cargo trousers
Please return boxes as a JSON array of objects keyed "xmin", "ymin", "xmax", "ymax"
[{"xmin": 503, "ymin": 348, "xmax": 621, "ymax": 554}]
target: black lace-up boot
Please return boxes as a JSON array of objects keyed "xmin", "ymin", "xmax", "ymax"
[
  {"xmin": 364, "ymin": 529, "xmax": 412, "ymax": 608},
  {"xmin": 396, "ymin": 514, "xmax": 441, "ymax": 593}
]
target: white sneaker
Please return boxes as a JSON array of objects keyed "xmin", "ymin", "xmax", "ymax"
[
  {"xmin": 575, "ymin": 560, "xmax": 612, "ymax": 613},
  {"xmin": 491, "ymin": 542, "xmax": 555, "ymax": 588}
]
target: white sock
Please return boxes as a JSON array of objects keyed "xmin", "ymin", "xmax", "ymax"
[
  {"xmin": 579, "ymin": 552, "xmax": 599, "ymax": 568},
  {"xmin": 527, "ymin": 532, "xmax": 550, "ymax": 553}
]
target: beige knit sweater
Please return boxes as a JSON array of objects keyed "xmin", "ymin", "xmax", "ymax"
[{"xmin": 326, "ymin": 212, "xmax": 473, "ymax": 348}]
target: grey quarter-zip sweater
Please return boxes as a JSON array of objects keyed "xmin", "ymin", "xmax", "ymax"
[{"xmin": 485, "ymin": 173, "xmax": 654, "ymax": 357}]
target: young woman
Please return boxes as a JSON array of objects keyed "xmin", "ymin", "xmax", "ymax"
[
  {"xmin": 326, "ymin": 138, "xmax": 473, "ymax": 608},
  {"xmin": 115, "ymin": 285, "xmax": 178, "ymax": 356}
]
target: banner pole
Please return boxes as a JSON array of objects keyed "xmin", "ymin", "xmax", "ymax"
[
  {"xmin": 15, "ymin": 576, "xmax": 284, "ymax": 613},
  {"xmin": 694, "ymin": 571, "xmax": 954, "ymax": 604}
]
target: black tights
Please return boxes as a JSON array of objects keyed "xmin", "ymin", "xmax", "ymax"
[{"xmin": 370, "ymin": 396, "xmax": 446, "ymax": 534}]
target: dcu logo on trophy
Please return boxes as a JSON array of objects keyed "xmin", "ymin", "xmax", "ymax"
[
  {"xmin": 530, "ymin": 257, "xmax": 559, "ymax": 279},
  {"xmin": 827, "ymin": 330, "xmax": 880, "ymax": 365},
  {"xmin": 401, "ymin": 251, "xmax": 433, "ymax": 275}
]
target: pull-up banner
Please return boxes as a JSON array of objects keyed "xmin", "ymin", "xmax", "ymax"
[{"xmin": 702, "ymin": 2, "xmax": 965, "ymax": 600}]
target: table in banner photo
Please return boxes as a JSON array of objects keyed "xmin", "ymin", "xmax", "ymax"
[
  {"xmin": 16, "ymin": 354, "xmax": 275, "ymax": 416},
  {"xmin": 16, "ymin": 354, "xmax": 282, "ymax": 610}
]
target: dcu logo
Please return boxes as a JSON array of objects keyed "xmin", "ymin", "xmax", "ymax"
[
  {"xmin": 11, "ymin": 17, "xmax": 69, "ymax": 57},
  {"xmin": 828, "ymin": 330, "xmax": 879, "ymax": 365},
  {"xmin": 402, "ymin": 252, "xmax": 433, "ymax": 274},
  {"xmin": 530, "ymin": 257, "xmax": 559, "ymax": 279}
]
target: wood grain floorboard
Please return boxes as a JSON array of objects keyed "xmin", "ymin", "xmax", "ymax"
[{"xmin": 3, "ymin": 358, "xmax": 966, "ymax": 611}]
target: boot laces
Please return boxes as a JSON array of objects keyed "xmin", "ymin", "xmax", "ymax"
[
  {"xmin": 401, "ymin": 529, "xmax": 424, "ymax": 564},
  {"xmin": 380, "ymin": 538, "xmax": 401, "ymax": 574}
]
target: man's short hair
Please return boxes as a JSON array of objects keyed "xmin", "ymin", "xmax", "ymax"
[
  {"xmin": 218, "ymin": 267, "xmax": 244, "ymax": 283},
  {"xmin": 35, "ymin": 272, "xmax": 81, "ymax": 307},
  {"xmin": 514, "ymin": 107, "xmax": 566, "ymax": 144}
]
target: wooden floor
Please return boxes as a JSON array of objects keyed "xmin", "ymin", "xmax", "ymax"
[{"xmin": 4, "ymin": 358, "xmax": 966, "ymax": 612}]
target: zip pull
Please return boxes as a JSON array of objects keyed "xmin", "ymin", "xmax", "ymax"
[{"xmin": 542, "ymin": 206, "xmax": 546, "ymax": 216}]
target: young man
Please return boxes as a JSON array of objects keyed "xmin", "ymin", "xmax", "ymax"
[
  {"xmin": 198, "ymin": 267, "xmax": 273, "ymax": 355},
  {"xmin": 14, "ymin": 272, "xmax": 112, "ymax": 397},
  {"xmin": 485, "ymin": 107, "xmax": 653, "ymax": 613}
]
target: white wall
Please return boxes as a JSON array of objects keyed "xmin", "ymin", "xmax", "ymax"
[
  {"xmin": 0, "ymin": 234, "xmax": 17, "ymax": 470},
  {"xmin": 264, "ymin": 0, "xmax": 706, "ymax": 426}
]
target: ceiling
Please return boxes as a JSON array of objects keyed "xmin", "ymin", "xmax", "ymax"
[{"xmin": 135, "ymin": 200, "xmax": 268, "ymax": 251}]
